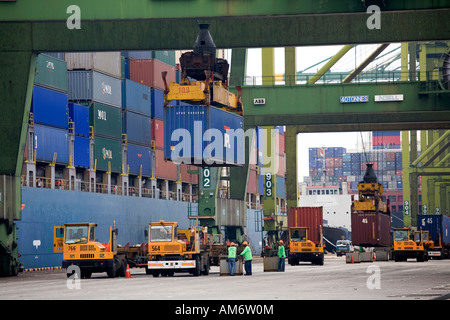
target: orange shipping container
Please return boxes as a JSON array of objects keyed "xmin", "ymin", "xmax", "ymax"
[
  {"xmin": 180, "ymin": 163, "xmax": 198, "ymax": 184},
  {"xmin": 247, "ymin": 169, "xmax": 257, "ymax": 194},
  {"xmin": 277, "ymin": 154, "xmax": 285, "ymax": 177},
  {"xmin": 155, "ymin": 148, "xmax": 177, "ymax": 181},
  {"xmin": 151, "ymin": 118, "xmax": 164, "ymax": 149},
  {"xmin": 277, "ymin": 133, "xmax": 285, "ymax": 155},
  {"xmin": 287, "ymin": 207, "xmax": 323, "ymax": 245},
  {"xmin": 129, "ymin": 59, "xmax": 176, "ymax": 91}
]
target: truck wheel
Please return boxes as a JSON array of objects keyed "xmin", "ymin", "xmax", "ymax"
[
  {"xmin": 107, "ymin": 260, "xmax": 117, "ymax": 278},
  {"xmin": 202, "ymin": 255, "xmax": 210, "ymax": 275},
  {"xmin": 192, "ymin": 256, "xmax": 201, "ymax": 276},
  {"xmin": 152, "ymin": 270, "xmax": 160, "ymax": 277},
  {"xmin": 117, "ymin": 259, "xmax": 126, "ymax": 277}
]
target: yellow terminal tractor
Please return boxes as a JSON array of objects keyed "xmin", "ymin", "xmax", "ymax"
[
  {"xmin": 147, "ymin": 220, "xmax": 211, "ymax": 277},
  {"xmin": 288, "ymin": 226, "xmax": 324, "ymax": 266},
  {"xmin": 55, "ymin": 222, "xmax": 127, "ymax": 278},
  {"xmin": 393, "ymin": 228, "xmax": 429, "ymax": 262}
]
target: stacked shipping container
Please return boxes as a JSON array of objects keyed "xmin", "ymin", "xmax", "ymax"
[{"xmin": 32, "ymin": 54, "xmax": 70, "ymax": 166}]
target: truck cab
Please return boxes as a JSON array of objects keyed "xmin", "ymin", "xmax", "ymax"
[
  {"xmin": 288, "ymin": 227, "xmax": 324, "ymax": 265},
  {"xmin": 56, "ymin": 222, "xmax": 125, "ymax": 278},
  {"xmin": 393, "ymin": 228, "xmax": 428, "ymax": 262},
  {"xmin": 147, "ymin": 220, "xmax": 211, "ymax": 277},
  {"xmin": 336, "ymin": 240, "xmax": 353, "ymax": 257}
]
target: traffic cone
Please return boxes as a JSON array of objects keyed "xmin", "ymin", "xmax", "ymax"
[
  {"xmin": 350, "ymin": 255, "xmax": 354, "ymax": 264},
  {"xmin": 372, "ymin": 252, "xmax": 376, "ymax": 261},
  {"xmin": 125, "ymin": 264, "xmax": 131, "ymax": 278}
]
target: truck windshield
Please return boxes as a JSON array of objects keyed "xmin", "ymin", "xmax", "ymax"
[
  {"xmin": 65, "ymin": 225, "xmax": 89, "ymax": 244},
  {"xmin": 394, "ymin": 230, "xmax": 409, "ymax": 241},
  {"xmin": 151, "ymin": 225, "xmax": 173, "ymax": 242},
  {"xmin": 336, "ymin": 240, "xmax": 349, "ymax": 247},
  {"xmin": 291, "ymin": 229, "xmax": 307, "ymax": 241}
]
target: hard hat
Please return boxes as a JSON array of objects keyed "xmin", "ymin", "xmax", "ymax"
[
  {"xmin": 243, "ymin": 241, "xmax": 248, "ymax": 245},
  {"xmin": 279, "ymin": 240, "xmax": 283, "ymax": 244},
  {"xmin": 230, "ymin": 242, "xmax": 235, "ymax": 246}
]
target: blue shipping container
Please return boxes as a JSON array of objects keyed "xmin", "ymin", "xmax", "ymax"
[
  {"xmin": 68, "ymin": 103, "xmax": 90, "ymax": 137},
  {"xmin": 68, "ymin": 70, "xmax": 122, "ymax": 108},
  {"xmin": 34, "ymin": 124, "xmax": 69, "ymax": 165},
  {"xmin": 123, "ymin": 111, "xmax": 152, "ymax": 146},
  {"xmin": 164, "ymin": 105, "xmax": 244, "ymax": 166},
  {"xmin": 74, "ymin": 135, "xmax": 90, "ymax": 168},
  {"xmin": 127, "ymin": 143, "xmax": 152, "ymax": 176},
  {"xmin": 442, "ymin": 216, "xmax": 450, "ymax": 245},
  {"xmin": 417, "ymin": 215, "xmax": 443, "ymax": 243},
  {"xmin": 151, "ymin": 88, "xmax": 164, "ymax": 120},
  {"xmin": 122, "ymin": 79, "xmax": 151, "ymax": 116},
  {"xmin": 31, "ymin": 85, "xmax": 69, "ymax": 129},
  {"xmin": 276, "ymin": 176, "xmax": 285, "ymax": 198}
]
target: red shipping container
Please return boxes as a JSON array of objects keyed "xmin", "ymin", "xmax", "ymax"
[
  {"xmin": 155, "ymin": 148, "xmax": 177, "ymax": 181},
  {"xmin": 287, "ymin": 207, "xmax": 323, "ymax": 245},
  {"xmin": 351, "ymin": 212, "xmax": 391, "ymax": 247},
  {"xmin": 276, "ymin": 133, "xmax": 285, "ymax": 155},
  {"xmin": 129, "ymin": 59, "xmax": 176, "ymax": 91},
  {"xmin": 151, "ymin": 118, "xmax": 164, "ymax": 149},
  {"xmin": 276, "ymin": 154, "xmax": 285, "ymax": 177},
  {"xmin": 180, "ymin": 163, "xmax": 198, "ymax": 184},
  {"xmin": 247, "ymin": 169, "xmax": 257, "ymax": 194}
]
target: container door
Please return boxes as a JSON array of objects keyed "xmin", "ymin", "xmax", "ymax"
[{"xmin": 53, "ymin": 226, "xmax": 65, "ymax": 253}]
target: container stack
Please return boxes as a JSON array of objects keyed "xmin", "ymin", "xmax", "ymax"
[
  {"xmin": 66, "ymin": 52, "xmax": 123, "ymax": 173},
  {"xmin": 122, "ymin": 79, "xmax": 152, "ymax": 177},
  {"xmin": 68, "ymin": 102, "xmax": 90, "ymax": 168},
  {"xmin": 372, "ymin": 131, "xmax": 401, "ymax": 150},
  {"xmin": 32, "ymin": 53, "xmax": 70, "ymax": 166},
  {"xmin": 124, "ymin": 51, "xmax": 178, "ymax": 182}
]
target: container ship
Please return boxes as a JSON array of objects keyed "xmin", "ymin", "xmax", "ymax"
[{"xmin": 17, "ymin": 48, "xmax": 288, "ymax": 270}]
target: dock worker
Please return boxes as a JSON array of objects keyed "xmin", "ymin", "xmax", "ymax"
[
  {"xmin": 228, "ymin": 242, "xmax": 237, "ymax": 276},
  {"xmin": 278, "ymin": 240, "xmax": 286, "ymax": 272},
  {"xmin": 240, "ymin": 241, "xmax": 252, "ymax": 275}
]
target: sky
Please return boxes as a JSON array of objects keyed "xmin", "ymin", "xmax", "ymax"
[{"xmin": 226, "ymin": 44, "xmax": 402, "ymax": 182}]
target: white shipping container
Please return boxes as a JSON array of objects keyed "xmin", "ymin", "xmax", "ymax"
[{"xmin": 65, "ymin": 52, "xmax": 122, "ymax": 78}]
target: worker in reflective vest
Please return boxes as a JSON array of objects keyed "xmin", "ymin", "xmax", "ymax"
[
  {"xmin": 228, "ymin": 242, "xmax": 237, "ymax": 276},
  {"xmin": 240, "ymin": 241, "xmax": 252, "ymax": 275},
  {"xmin": 278, "ymin": 240, "xmax": 286, "ymax": 272}
]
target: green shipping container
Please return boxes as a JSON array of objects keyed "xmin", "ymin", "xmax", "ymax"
[
  {"xmin": 93, "ymin": 136, "xmax": 122, "ymax": 173},
  {"xmin": 34, "ymin": 53, "xmax": 68, "ymax": 92},
  {"xmin": 152, "ymin": 51, "xmax": 176, "ymax": 66},
  {"xmin": 88, "ymin": 102, "xmax": 122, "ymax": 139}
]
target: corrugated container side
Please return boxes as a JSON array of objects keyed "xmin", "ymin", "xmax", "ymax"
[
  {"xmin": 180, "ymin": 164, "xmax": 198, "ymax": 184},
  {"xmin": 93, "ymin": 136, "xmax": 122, "ymax": 173},
  {"xmin": 31, "ymin": 85, "xmax": 69, "ymax": 129},
  {"xmin": 34, "ymin": 125, "xmax": 69, "ymax": 165},
  {"xmin": 351, "ymin": 212, "xmax": 391, "ymax": 247},
  {"xmin": 127, "ymin": 143, "xmax": 152, "ymax": 177},
  {"xmin": 68, "ymin": 70, "xmax": 122, "ymax": 108},
  {"xmin": 277, "ymin": 132, "xmax": 285, "ymax": 154},
  {"xmin": 417, "ymin": 215, "xmax": 442, "ymax": 243},
  {"xmin": 287, "ymin": 207, "xmax": 323, "ymax": 245},
  {"xmin": 151, "ymin": 118, "xmax": 164, "ymax": 149},
  {"xmin": 35, "ymin": 54, "xmax": 68, "ymax": 92},
  {"xmin": 128, "ymin": 59, "xmax": 176, "ymax": 92},
  {"xmin": 43, "ymin": 52, "xmax": 65, "ymax": 60},
  {"xmin": 276, "ymin": 175, "xmax": 285, "ymax": 198},
  {"xmin": 123, "ymin": 51, "xmax": 176, "ymax": 66},
  {"xmin": 89, "ymin": 102, "xmax": 122, "ymax": 139},
  {"xmin": 65, "ymin": 52, "xmax": 122, "ymax": 78},
  {"xmin": 247, "ymin": 169, "xmax": 257, "ymax": 194},
  {"xmin": 276, "ymin": 154, "xmax": 285, "ymax": 177},
  {"xmin": 442, "ymin": 215, "xmax": 450, "ymax": 245},
  {"xmin": 74, "ymin": 135, "xmax": 90, "ymax": 168},
  {"xmin": 68, "ymin": 103, "xmax": 89, "ymax": 137},
  {"xmin": 122, "ymin": 79, "xmax": 151, "ymax": 116},
  {"xmin": 123, "ymin": 111, "xmax": 151, "ymax": 146},
  {"xmin": 155, "ymin": 148, "xmax": 177, "ymax": 181},
  {"xmin": 164, "ymin": 105, "xmax": 244, "ymax": 166},
  {"xmin": 151, "ymin": 88, "xmax": 164, "ymax": 120}
]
